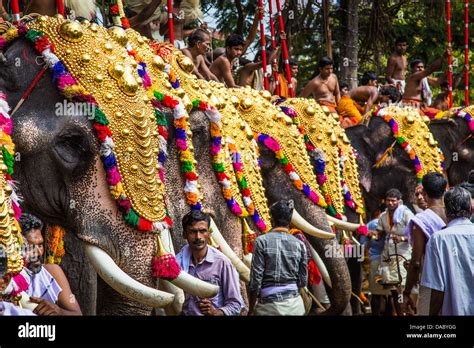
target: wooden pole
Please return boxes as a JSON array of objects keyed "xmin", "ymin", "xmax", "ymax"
[
  {"xmin": 167, "ymin": 0, "xmax": 175, "ymax": 45},
  {"xmin": 269, "ymin": 0, "xmax": 280, "ymax": 95},
  {"xmin": 465, "ymin": 0, "xmax": 469, "ymax": 106},
  {"xmin": 258, "ymin": 0, "xmax": 269, "ymax": 90},
  {"xmin": 275, "ymin": 0, "xmax": 294, "ymax": 97},
  {"xmin": 447, "ymin": 0, "xmax": 453, "ymax": 108}
]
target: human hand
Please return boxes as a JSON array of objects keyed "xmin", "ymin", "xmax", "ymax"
[
  {"xmin": 402, "ymin": 293, "xmax": 416, "ymax": 315},
  {"xmin": 198, "ymin": 299, "xmax": 222, "ymax": 316},
  {"xmin": 279, "ymin": 32, "xmax": 287, "ymax": 41},
  {"xmin": 30, "ymin": 297, "xmax": 62, "ymax": 316},
  {"xmin": 391, "ymin": 235, "xmax": 400, "ymax": 242}
]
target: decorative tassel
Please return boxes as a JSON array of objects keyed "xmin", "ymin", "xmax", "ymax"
[
  {"xmin": 356, "ymin": 215, "xmax": 368, "ymax": 236},
  {"xmin": 242, "ymin": 219, "xmax": 257, "ymax": 255},
  {"xmin": 307, "ymin": 259, "xmax": 321, "ymax": 286},
  {"xmin": 151, "ymin": 234, "xmax": 181, "ymax": 280},
  {"xmin": 208, "ymin": 234, "xmax": 222, "ymax": 252}
]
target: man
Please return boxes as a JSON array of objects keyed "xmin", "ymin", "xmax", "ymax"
[
  {"xmin": 376, "ymin": 189, "xmax": 414, "ymax": 315},
  {"xmin": 300, "ymin": 56, "xmax": 340, "ymax": 112},
  {"xmin": 386, "ymin": 37, "xmax": 408, "ymax": 94},
  {"xmin": 209, "ymin": 7, "xmax": 261, "ymax": 87},
  {"xmin": 459, "ymin": 170, "xmax": 474, "ymax": 222},
  {"xmin": 126, "ymin": 0, "xmax": 163, "ymax": 39},
  {"xmin": 238, "ymin": 47, "xmax": 280, "ymax": 90},
  {"xmin": 432, "ymin": 67, "xmax": 465, "ymax": 111},
  {"xmin": 176, "ymin": 210, "xmax": 244, "ymax": 316},
  {"xmin": 421, "ymin": 186, "xmax": 474, "ymax": 315},
  {"xmin": 413, "ymin": 183, "xmax": 428, "ymax": 213},
  {"xmin": 275, "ymin": 58, "xmax": 299, "ymax": 97},
  {"xmin": 248, "ymin": 200, "xmax": 308, "ymax": 316},
  {"xmin": 402, "ymin": 49, "xmax": 450, "ymax": 109},
  {"xmin": 402, "ymin": 173, "xmax": 447, "ymax": 316},
  {"xmin": 19, "ymin": 214, "xmax": 82, "ymax": 316},
  {"xmin": 361, "ymin": 71, "xmax": 378, "ymax": 87},
  {"xmin": 182, "ymin": 29, "xmax": 219, "ymax": 81},
  {"xmin": 337, "ymin": 83, "xmax": 399, "ymax": 128},
  {"xmin": 159, "ymin": 0, "xmax": 200, "ymax": 48}
]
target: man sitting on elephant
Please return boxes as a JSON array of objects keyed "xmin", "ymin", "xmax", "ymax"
[
  {"xmin": 19, "ymin": 214, "xmax": 82, "ymax": 316},
  {"xmin": 248, "ymin": 200, "xmax": 308, "ymax": 316},
  {"xmin": 176, "ymin": 210, "xmax": 244, "ymax": 316},
  {"xmin": 376, "ymin": 189, "xmax": 414, "ymax": 315}
]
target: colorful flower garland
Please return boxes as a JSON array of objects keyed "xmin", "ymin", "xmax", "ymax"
[
  {"xmin": 453, "ymin": 108, "xmax": 474, "ymax": 134},
  {"xmin": 16, "ymin": 27, "xmax": 172, "ymax": 232},
  {"xmin": 373, "ymin": 107, "xmax": 445, "ymax": 182},
  {"xmin": 106, "ymin": 0, "xmax": 130, "ymax": 28},
  {"xmin": 45, "ymin": 225, "xmax": 66, "ymax": 264},
  {"xmin": 257, "ymin": 133, "xmax": 327, "ymax": 208}
]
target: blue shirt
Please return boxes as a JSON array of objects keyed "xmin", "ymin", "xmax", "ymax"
[
  {"xmin": 364, "ymin": 218, "xmax": 385, "ymax": 260},
  {"xmin": 421, "ymin": 218, "xmax": 474, "ymax": 315}
]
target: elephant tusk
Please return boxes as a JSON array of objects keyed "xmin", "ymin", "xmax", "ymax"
[
  {"xmin": 308, "ymin": 244, "xmax": 332, "ymax": 288},
  {"xmin": 159, "ymin": 229, "xmax": 184, "ymax": 315},
  {"xmin": 169, "ymin": 271, "xmax": 219, "ymax": 298},
  {"xmin": 209, "ymin": 218, "xmax": 251, "ymax": 283},
  {"xmin": 85, "ymin": 244, "xmax": 175, "ymax": 308},
  {"xmin": 159, "ymin": 279, "xmax": 185, "ymax": 316},
  {"xmin": 242, "ymin": 253, "xmax": 253, "ymax": 268},
  {"xmin": 291, "ymin": 209, "xmax": 335, "ymax": 239},
  {"xmin": 325, "ymin": 214, "xmax": 361, "ymax": 231}
]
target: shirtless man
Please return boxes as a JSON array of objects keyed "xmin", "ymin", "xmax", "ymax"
[
  {"xmin": 238, "ymin": 47, "xmax": 280, "ymax": 89},
  {"xmin": 182, "ymin": 29, "xmax": 219, "ymax": 81},
  {"xmin": 127, "ymin": 0, "xmax": 163, "ymax": 39},
  {"xmin": 300, "ymin": 56, "xmax": 340, "ymax": 111},
  {"xmin": 386, "ymin": 37, "xmax": 408, "ymax": 94},
  {"xmin": 402, "ymin": 49, "xmax": 450, "ymax": 107},
  {"xmin": 160, "ymin": 0, "xmax": 195, "ymax": 48},
  {"xmin": 209, "ymin": 7, "xmax": 261, "ymax": 87}
]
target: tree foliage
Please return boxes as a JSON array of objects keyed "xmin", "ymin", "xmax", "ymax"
[{"xmin": 202, "ymin": 0, "xmax": 474, "ymax": 102}]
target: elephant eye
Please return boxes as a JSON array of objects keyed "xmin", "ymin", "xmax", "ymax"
[{"xmin": 52, "ymin": 129, "xmax": 94, "ymax": 175}]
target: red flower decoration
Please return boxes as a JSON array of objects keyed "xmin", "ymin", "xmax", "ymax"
[
  {"xmin": 110, "ymin": 5, "xmax": 119, "ymax": 15},
  {"xmin": 93, "ymin": 124, "xmax": 112, "ymax": 143}
]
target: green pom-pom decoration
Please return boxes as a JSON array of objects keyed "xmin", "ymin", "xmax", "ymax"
[
  {"xmin": 123, "ymin": 208, "xmax": 139, "ymax": 227},
  {"xmin": 93, "ymin": 108, "xmax": 109, "ymax": 125}
]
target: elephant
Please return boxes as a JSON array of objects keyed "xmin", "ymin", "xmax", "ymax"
[{"xmin": 346, "ymin": 107, "xmax": 474, "ymax": 219}]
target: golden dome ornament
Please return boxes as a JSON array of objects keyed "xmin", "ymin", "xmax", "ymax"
[
  {"xmin": 108, "ymin": 26, "xmax": 129, "ymax": 47},
  {"xmin": 58, "ymin": 20, "xmax": 84, "ymax": 43}
]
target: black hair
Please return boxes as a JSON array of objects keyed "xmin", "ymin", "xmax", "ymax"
[
  {"xmin": 410, "ymin": 59, "xmax": 424, "ymax": 70},
  {"xmin": 225, "ymin": 34, "xmax": 245, "ymax": 48},
  {"xmin": 239, "ymin": 57, "xmax": 252, "ymax": 66},
  {"xmin": 440, "ymin": 81, "xmax": 449, "ymax": 89},
  {"xmin": 422, "ymin": 172, "xmax": 447, "ymax": 199},
  {"xmin": 458, "ymin": 170, "xmax": 474, "ymax": 198},
  {"xmin": 318, "ymin": 56, "xmax": 333, "ymax": 68},
  {"xmin": 188, "ymin": 29, "xmax": 210, "ymax": 47},
  {"xmin": 361, "ymin": 71, "xmax": 377, "ymax": 86},
  {"xmin": 385, "ymin": 188, "xmax": 402, "ymax": 200},
  {"xmin": 19, "ymin": 213, "xmax": 43, "ymax": 237},
  {"xmin": 269, "ymin": 199, "xmax": 294, "ymax": 227},
  {"xmin": 395, "ymin": 36, "xmax": 408, "ymax": 44},
  {"xmin": 182, "ymin": 210, "xmax": 211, "ymax": 232},
  {"xmin": 289, "ymin": 59, "xmax": 298, "ymax": 67},
  {"xmin": 380, "ymin": 86, "xmax": 401, "ymax": 103},
  {"xmin": 339, "ymin": 81, "xmax": 349, "ymax": 90},
  {"xmin": 444, "ymin": 186, "xmax": 472, "ymax": 219}
]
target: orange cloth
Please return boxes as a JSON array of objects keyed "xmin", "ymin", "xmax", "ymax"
[
  {"xmin": 337, "ymin": 95, "xmax": 363, "ymax": 126},
  {"xmin": 319, "ymin": 100, "xmax": 338, "ymax": 113},
  {"xmin": 401, "ymin": 98, "xmax": 442, "ymax": 119},
  {"xmin": 278, "ymin": 74, "xmax": 289, "ymax": 98}
]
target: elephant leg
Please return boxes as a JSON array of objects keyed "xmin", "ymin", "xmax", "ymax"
[
  {"xmin": 347, "ymin": 257, "xmax": 362, "ymax": 315},
  {"xmin": 61, "ymin": 232, "xmax": 97, "ymax": 315}
]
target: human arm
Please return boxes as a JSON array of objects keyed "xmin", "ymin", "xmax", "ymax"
[
  {"xmin": 129, "ymin": 0, "xmax": 162, "ymax": 28},
  {"xmin": 420, "ymin": 236, "xmax": 444, "ymax": 315},
  {"xmin": 365, "ymin": 87, "xmax": 379, "ymax": 112},
  {"xmin": 220, "ymin": 58, "xmax": 239, "ymax": 88},
  {"xmin": 299, "ymin": 79, "xmax": 316, "ymax": 98},
  {"xmin": 242, "ymin": 5, "xmax": 263, "ymax": 55},
  {"xmin": 412, "ymin": 49, "xmax": 451, "ymax": 81},
  {"xmin": 334, "ymin": 76, "xmax": 341, "ymax": 103},
  {"xmin": 297, "ymin": 242, "xmax": 308, "ymax": 289},
  {"xmin": 403, "ymin": 225, "xmax": 427, "ymax": 314},
  {"xmin": 198, "ymin": 56, "xmax": 219, "ymax": 81},
  {"xmin": 385, "ymin": 56, "xmax": 397, "ymax": 85},
  {"xmin": 247, "ymin": 239, "xmax": 265, "ymax": 315},
  {"xmin": 43, "ymin": 264, "xmax": 82, "ymax": 315},
  {"xmin": 429, "ymin": 289, "xmax": 444, "ymax": 316}
]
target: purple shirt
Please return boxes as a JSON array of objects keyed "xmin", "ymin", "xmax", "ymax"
[
  {"xmin": 176, "ymin": 245, "xmax": 244, "ymax": 316},
  {"xmin": 0, "ymin": 301, "xmax": 36, "ymax": 316},
  {"xmin": 404, "ymin": 208, "xmax": 446, "ymax": 244}
]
